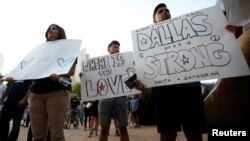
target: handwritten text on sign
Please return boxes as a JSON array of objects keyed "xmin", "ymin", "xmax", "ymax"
[
  {"xmin": 5, "ymin": 39, "xmax": 82, "ymax": 80},
  {"xmin": 81, "ymin": 52, "xmax": 140, "ymax": 101},
  {"xmin": 131, "ymin": 6, "xmax": 250, "ymax": 87}
]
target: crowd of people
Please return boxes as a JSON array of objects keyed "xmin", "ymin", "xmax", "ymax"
[{"xmin": 0, "ymin": 0, "xmax": 249, "ymax": 141}]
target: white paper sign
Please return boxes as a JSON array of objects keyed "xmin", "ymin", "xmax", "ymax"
[
  {"xmin": 81, "ymin": 52, "xmax": 140, "ymax": 101},
  {"xmin": 131, "ymin": 6, "xmax": 250, "ymax": 87},
  {"xmin": 5, "ymin": 39, "xmax": 82, "ymax": 80}
]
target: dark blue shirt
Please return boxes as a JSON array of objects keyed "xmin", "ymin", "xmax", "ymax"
[{"xmin": 5, "ymin": 80, "xmax": 32, "ymax": 104}]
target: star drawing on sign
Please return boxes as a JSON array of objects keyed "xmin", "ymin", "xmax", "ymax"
[
  {"xmin": 99, "ymin": 83, "xmax": 106, "ymax": 92},
  {"xmin": 180, "ymin": 55, "xmax": 189, "ymax": 65},
  {"xmin": 140, "ymin": 38, "xmax": 147, "ymax": 45}
]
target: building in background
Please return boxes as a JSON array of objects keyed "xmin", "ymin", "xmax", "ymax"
[{"xmin": 71, "ymin": 48, "xmax": 89, "ymax": 83}]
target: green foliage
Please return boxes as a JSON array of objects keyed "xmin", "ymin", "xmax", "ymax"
[{"xmin": 72, "ymin": 82, "xmax": 81, "ymax": 97}]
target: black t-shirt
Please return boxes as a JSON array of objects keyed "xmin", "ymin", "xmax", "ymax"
[
  {"xmin": 5, "ymin": 80, "xmax": 32, "ymax": 104},
  {"xmin": 71, "ymin": 98, "xmax": 80, "ymax": 109},
  {"xmin": 31, "ymin": 59, "xmax": 77, "ymax": 93},
  {"xmin": 31, "ymin": 77, "xmax": 71, "ymax": 93}
]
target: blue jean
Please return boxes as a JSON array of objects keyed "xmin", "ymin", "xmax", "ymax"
[
  {"xmin": 0, "ymin": 102, "xmax": 27, "ymax": 141},
  {"xmin": 76, "ymin": 108, "xmax": 84, "ymax": 125}
]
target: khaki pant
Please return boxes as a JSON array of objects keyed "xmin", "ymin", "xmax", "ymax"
[{"xmin": 29, "ymin": 90, "xmax": 68, "ymax": 141}]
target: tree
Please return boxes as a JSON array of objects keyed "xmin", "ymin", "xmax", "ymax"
[{"xmin": 72, "ymin": 82, "xmax": 81, "ymax": 97}]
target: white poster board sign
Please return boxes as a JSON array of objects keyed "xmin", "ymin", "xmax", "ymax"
[
  {"xmin": 81, "ymin": 52, "xmax": 140, "ymax": 101},
  {"xmin": 5, "ymin": 39, "xmax": 82, "ymax": 80},
  {"xmin": 131, "ymin": 6, "xmax": 250, "ymax": 87}
]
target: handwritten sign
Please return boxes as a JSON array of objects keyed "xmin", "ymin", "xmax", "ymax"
[
  {"xmin": 131, "ymin": 6, "xmax": 250, "ymax": 87},
  {"xmin": 5, "ymin": 39, "xmax": 82, "ymax": 80},
  {"xmin": 81, "ymin": 52, "xmax": 140, "ymax": 101}
]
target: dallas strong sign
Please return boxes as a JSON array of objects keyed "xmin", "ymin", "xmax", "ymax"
[
  {"xmin": 131, "ymin": 6, "xmax": 250, "ymax": 87},
  {"xmin": 81, "ymin": 52, "xmax": 140, "ymax": 101}
]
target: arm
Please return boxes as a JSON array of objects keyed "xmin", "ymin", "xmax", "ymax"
[
  {"xmin": 0, "ymin": 78, "xmax": 14, "ymax": 104},
  {"xmin": 0, "ymin": 88, "xmax": 9, "ymax": 105},
  {"xmin": 135, "ymin": 80, "xmax": 151, "ymax": 92},
  {"xmin": 17, "ymin": 89, "xmax": 30, "ymax": 108},
  {"xmin": 226, "ymin": 25, "xmax": 243, "ymax": 39},
  {"xmin": 62, "ymin": 63, "xmax": 76, "ymax": 77},
  {"xmin": 215, "ymin": 0, "xmax": 243, "ymax": 38},
  {"xmin": 50, "ymin": 62, "xmax": 77, "ymax": 81}
]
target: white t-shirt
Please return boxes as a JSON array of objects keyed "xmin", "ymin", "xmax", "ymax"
[{"xmin": 216, "ymin": 0, "xmax": 250, "ymax": 26}]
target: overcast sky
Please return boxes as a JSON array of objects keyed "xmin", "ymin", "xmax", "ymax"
[{"xmin": 0, "ymin": 0, "xmax": 216, "ymax": 75}]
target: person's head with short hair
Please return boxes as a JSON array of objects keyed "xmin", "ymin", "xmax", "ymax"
[
  {"xmin": 45, "ymin": 24, "xmax": 66, "ymax": 41},
  {"xmin": 107, "ymin": 40, "xmax": 120, "ymax": 54},
  {"xmin": 153, "ymin": 3, "xmax": 171, "ymax": 23}
]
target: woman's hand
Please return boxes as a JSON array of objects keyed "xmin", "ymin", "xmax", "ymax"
[{"xmin": 50, "ymin": 74, "xmax": 60, "ymax": 81}]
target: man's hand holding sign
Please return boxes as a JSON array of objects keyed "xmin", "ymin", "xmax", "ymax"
[{"xmin": 81, "ymin": 51, "xmax": 140, "ymax": 101}]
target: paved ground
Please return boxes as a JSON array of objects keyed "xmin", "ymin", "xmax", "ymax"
[{"xmin": 17, "ymin": 124, "xmax": 208, "ymax": 141}]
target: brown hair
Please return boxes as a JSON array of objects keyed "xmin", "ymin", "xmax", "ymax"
[{"xmin": 45, "ymin": 24, "xmax": 66, "ymax": 41}]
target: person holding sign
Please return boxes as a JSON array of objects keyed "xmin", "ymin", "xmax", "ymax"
[
  {"xmin": 135, "ymin": 3, "xmax": 206, "ymax": 141},
  {"xmin": 205, "ymin": 0, "xmax": 250, "ymax": 128},
  {"xmin": 0, "ymin": 78, "xmax": 31, "ymax": 141},
  {"xmin": 29, "ymin": 24, "xmax": 76, "ymax": 141},
  {"xmin": 98, "ymin": 40, "xmax": 129, "ymax": 141}
]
